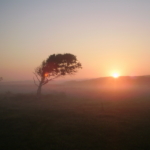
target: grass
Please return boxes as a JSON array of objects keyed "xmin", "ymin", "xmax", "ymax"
[{"xmin": 0, "ymin": 89, "xmax": 150, "ymax": 150}]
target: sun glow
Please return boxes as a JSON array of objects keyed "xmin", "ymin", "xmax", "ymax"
[
  {"xmin": 44, "ymin": 73, "xmax": 49, "ymax": 77},
  {"xmin": 112, "ymin": 73, "xmax": 120, "ymax": 78}
]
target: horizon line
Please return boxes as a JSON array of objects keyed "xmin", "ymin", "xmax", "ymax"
[{"xmin": 2, "ymin": 74, "xmax": 150, "ymax": 83}]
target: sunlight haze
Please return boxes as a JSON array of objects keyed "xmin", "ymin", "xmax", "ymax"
[{"xmin": 0, "ymin": 0, "xmax": 150, "ymax": 81}]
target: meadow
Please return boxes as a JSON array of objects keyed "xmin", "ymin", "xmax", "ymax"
[{"xmin": 0, "ymin": 80, "xmax": 150, "ymax": 150}]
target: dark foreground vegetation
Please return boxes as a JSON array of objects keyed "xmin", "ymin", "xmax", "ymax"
[{"xmin": 0, "ymin": 88, "xmax": 150, "ymax": 150}]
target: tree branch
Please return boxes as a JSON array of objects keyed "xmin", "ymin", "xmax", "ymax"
[
  {"xmin": 33, "ymin": 72, "xmax": 41, "ymax": 83},
  {"xmin": 33, "ymin": 77, "xmax": 39, "ymax": 87},
  {"xmin": 42, "ymin": 74, "xmax": 61, "ymax": 86}
]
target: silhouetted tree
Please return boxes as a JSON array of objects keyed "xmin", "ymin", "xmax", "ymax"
[
  {"xmin": 0, "ymin": 77, "xmax": 2, "ymax": 82},
  {"xmin": 34, "ymin": 53, "xmax": 82, "ymax": 98}
]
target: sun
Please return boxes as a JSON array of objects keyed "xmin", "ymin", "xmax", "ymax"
[
  {"xmin": 112, "ymin": 73, "xmax": 120, "ymax": 78},
  {"xmin": 44, "ymin": 73, "xmax": 49, "ymax": 77}
]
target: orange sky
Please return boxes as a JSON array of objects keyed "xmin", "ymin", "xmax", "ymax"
[{"xmin": 0, "ymin": 1, "xmax": 150, "ymax": 81}]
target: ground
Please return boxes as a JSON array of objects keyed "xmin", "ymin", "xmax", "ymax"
[{"xmin": 0, "ymin": 88, "xmax": 150, "ymax": 150}]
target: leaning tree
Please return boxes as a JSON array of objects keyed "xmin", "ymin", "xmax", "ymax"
[{"xmin": 34, "ymin": 53, "xmax": 82, "ymax": 98}]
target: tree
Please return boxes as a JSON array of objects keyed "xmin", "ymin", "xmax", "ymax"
[
  {"xmin": 0, "ymin": 77, "xmax": 2, "ymax": 82},
  {"xmin": 34, "ymin": 53, "xmax": 82, "ymax": 98}
]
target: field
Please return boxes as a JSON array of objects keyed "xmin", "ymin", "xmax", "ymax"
[{"xmin": 0, "ymin": 82, "xmax": 150, "ymax": 150}]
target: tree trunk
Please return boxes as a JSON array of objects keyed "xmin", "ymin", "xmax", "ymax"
[
  {"xmin": 37, "ymin": 84, "xmax": 42, "ymax": 99},
  {"xmin": 36, "ymin": 77, "xmax": 45, "ymax": 99}
]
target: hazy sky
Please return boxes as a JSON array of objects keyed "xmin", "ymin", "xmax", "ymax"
[{"xmin": 0, "ymin": 0, "xmax": 150, "ymax": 81}]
